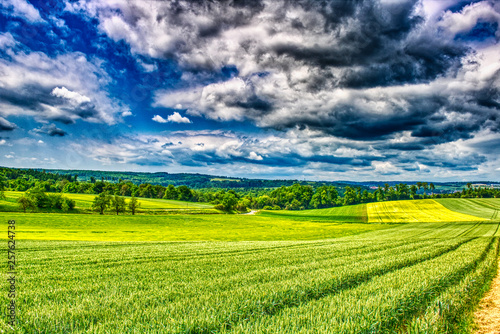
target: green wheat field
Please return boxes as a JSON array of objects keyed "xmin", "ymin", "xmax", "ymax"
[{"xmin": 1, "ymin": 192, "xmax": 499, "ymax": 333}]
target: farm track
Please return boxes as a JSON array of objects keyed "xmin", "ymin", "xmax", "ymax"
[{"xmin": 365, "ymin": 238, "xmax": 496, "ymax": 334}]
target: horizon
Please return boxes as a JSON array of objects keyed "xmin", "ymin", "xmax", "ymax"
[
  {"xmin": 2, "ymin": 165, "xmax": 500, "ymax": 184},
  {"xmin": 0, "ymin": 0, "xmax": 499, "ymax": 181}
]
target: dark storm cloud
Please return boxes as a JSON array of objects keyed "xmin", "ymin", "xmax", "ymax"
[{"xmin": 270, "ymin": 0, "xmax": 465, "ymax": 88}]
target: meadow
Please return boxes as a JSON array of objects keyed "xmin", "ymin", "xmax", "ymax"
[
  {"xmin": 0, "ymin": 191, "xmax": 216, "ymax": 214},
  {"xmin": 0, "ymin": 194, "xmax": 499, "ymax": 333}
]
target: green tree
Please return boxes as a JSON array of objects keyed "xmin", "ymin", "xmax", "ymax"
[
  {"xmin": 128, "ymin": 196, "xmax": 140, "ymax": 215},
  {"xmin": 163, "ymin": 185, "xmax": 178, "ymax": 200},
  {"xmin": 111, "ymin": 195, "xmax": 126, "ymax": 215},
  {"xmin": 61, "ymin": 200, "xmax": 69, "ymax": 213},
  {"xmin": 218, "ymin": 193, "xmax": 238, "ymax": 211},
  {"xmin": 343, "ymin": 186, "xmax": 357, "ymax": 205},
  {"xmin": 410, "ymin": 185, "xmax": 418, "ymax": 199},
  {"xmin": 18, "ymin": 195, "xmax": 35, "ymax": 213},
  {"xmin": 92, "ymin": 193, "xmax": 111, "ymax": 215},
  {"xmin": 177, "ymin": 185, "xmax": 193, "ymax": 201}
]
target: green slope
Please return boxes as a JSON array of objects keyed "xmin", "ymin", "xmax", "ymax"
[
  {"xmin": 435, "ymin": 198, "xmax": 500, "ymax": 220},
  {"xmin": 260, "ymin": 204, "xmax": 367, "ymax": 223},
  {"xmin": 0, "ymin": 191, "xmax": 214, "ymax": 213}
]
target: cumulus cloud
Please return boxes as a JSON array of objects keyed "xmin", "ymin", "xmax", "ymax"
[
  {"xmin": 32, "ymin": 124, "xmax": 67, "ymax": 137},
  {"xmin": 152, "ymin": 115, "xmax": 167, "ymax": 123},
  {"xmin": 152, "ymin": 112, "xmax": 191, "ymax": 124},
  {"xmin": 1, "ymin": 0, "xmax": 497, "ymax": 179},
  {"xmin": 166, "ymin": 112, "xmax": 191, "ymax": 124},
  {"xmin": 51, "ymin": 87, "xmax": 91, "ymax": 105},
  {"xmin": 0, "ymin": 41, "xmax": 130, "ymax": 125}
]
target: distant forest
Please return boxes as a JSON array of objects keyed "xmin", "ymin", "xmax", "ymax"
[{"xmin": 1, "ymin": 167, "xmax": 499, "ymax": 212}]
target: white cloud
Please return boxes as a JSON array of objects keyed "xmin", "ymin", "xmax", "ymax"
[
  {"xmin": 1, "ymin": 0, "xmax": 45, "ymax": 23},
  {"xmin": 248, "ymin": 151, "xmax": 263, "ymax": 161},
  {"xmin": 0, "ymin": 32, "xmax": 16, "ymax": 49},
  {"xmin": 152, "ymin": 115, "xmax": 167, "ymax": 123},
  {"xmin": 51, "ymin": 87, "xmax": 91, "ymax": 105},
  {"xmin": 4, "ymin": 154, "xmax": 13, "ymax": 159},
  {"xmin": 0, "ymin": 44, "xmax": 129, "ymax": 125},
  {"xmin": 439, "ymin": 2, "xmax": 500, "ymax": 39},
  {"xmin": 0, "ymin": 139, "xmax": 6, "ymax": 145},
  {"xmin": 167, "ymin": 112, "xmax": 191, "ymax": 124},
  {"xmin": 153, "ymin": 113, "xmax": 191, "ymax": 124}
]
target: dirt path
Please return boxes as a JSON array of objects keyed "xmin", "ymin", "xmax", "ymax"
[
  {"xmin": 475, "ymin": 262, "xmax": 500, "ymax": 334},
  {"xmin": 241, "ymin": 210, "xmax": 258, "ymax": 215}
]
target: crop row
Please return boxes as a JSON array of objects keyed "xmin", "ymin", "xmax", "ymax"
[
  {"xmin": 1, "ymin": 222, "xmax": 498, "ymax": 333},
  {"xmin": 227, "ymin": 237, "xmax": 495, "ymax": 333}
]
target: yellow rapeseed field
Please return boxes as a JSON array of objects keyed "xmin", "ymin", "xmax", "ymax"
[{"xmin": 367, "ymin": 199, "xmax": 484, "ymax": 223}]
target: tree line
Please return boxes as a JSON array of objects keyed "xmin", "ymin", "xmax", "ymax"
[{"xmin": 1, "ymin": 167, "xmax": 499, "ymax": 213}]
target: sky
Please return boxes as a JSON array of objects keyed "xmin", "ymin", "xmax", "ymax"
[{"xmin": 0, "ymin": 0, "xmax": 499, "ymax": 181}]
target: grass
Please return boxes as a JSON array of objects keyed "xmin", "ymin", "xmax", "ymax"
[
  {"xmin": 367, "ymin": 199, "xmax": 484, "ymax": 223},
  {"xmin": 435, "ymin": 198, "xmax": 500, "ymax": 220},
  {"xmin": 0, "ymin": 221, "xmax": 498, "ymax": 333},
  {"xmin": 260, "ymin": 204, "xmax": 368, "ymax": 223},
  {"xmin": 0, "ymin": 212, "xmax": 389, "ymax": 241}
]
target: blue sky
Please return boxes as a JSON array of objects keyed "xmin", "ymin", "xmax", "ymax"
[{"xmin": 0, "ymin": 0, "xmax": 499, "ymax": 181}]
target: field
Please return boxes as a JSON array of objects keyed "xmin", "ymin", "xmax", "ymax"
[
  {"xmin": 0, "ymin": 211, "xmax": 389, "ymax": 241},
  {"xmin": 260, "ymin": 204, "xmax": 368, "ymax": 223},
  {"xmin": 435, "ymin": 198, "xmax": 500, "ymax": 220},
  {"xmin": 1, "ymin": 221, "xmax": 499, "ymax": 333},
  {"xmin": 366, "ymin": 199, "xmax": 486, "ymax": 223},
  {"xmin": 0, "ymin": 191, "xmax": 215, "ymax": 213},
  {"xmin": 1, "ymin": 196, "xmax": 500, "ymax": 333}
]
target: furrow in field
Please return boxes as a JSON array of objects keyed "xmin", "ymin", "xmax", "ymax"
[
  {"xmin": 227, "ymin": 237, "xmax": 492, "ymax": 333},
  {"xmin": 13, "ymin": 238, "xmax": 472, "ymax": 333},
  {"xmin": 126, "ymin": 238, "xmax": 473, "ymax": 332},
  {"xmin": 24, "ymin": 238, "xmax": 430, "ymax": 272},
  {"xmin": 405, "ymin": 237, "xmax": 499, "ymax": 333}
]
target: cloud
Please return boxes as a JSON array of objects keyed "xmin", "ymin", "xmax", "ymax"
[
  {"xmin": 0, "ymin": 0, "xmax": 45, "ymax": 23},
  {"xmin": 51, "ymin": 87, "xmax": 91, "ymax": 105},
  {"xmin": 0, "ymin": 0, "xmax": 497, "ymax": 179},
  {"xmin": 0, "ymin": 117, "xmax": 17, "ymax": 131},
  {"xmin": 166, "ymin": 112, "xmax": 191, "ymax": 124},
  {"xmin": 0, "ymin": 39, "xmax": 130, "ymax": 126},
  {"xmin": 439, "ymin": 1, "xmax": 500, "ymax": 39},
  {"xmin": 152, "ymin": 115, "xmax": 167, "ymax": 123},
  {"xmin": 152, "ymin": 112, "xmax": 191, "ymax": 124},
  {"xmin": 32, "ymin": 124, "xmax": 67, "ymax": 137}
]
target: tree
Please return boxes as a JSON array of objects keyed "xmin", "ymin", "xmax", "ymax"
[
  {"xmin": 92, "ymin": 193, "xmax": 111, "ymax": 215},
  {"xmin": 343, "ymin": 186, "xmax": 357, "ymax": 205},
  {"xmin": 410, "ymin": 185, "xmax": 418, "ymax": 199},
  {"xmin": 177, "ymin": 185, "xmax": 193, "ymax": 201},
  {"xmin": 18, "ymin": 195, "xmax": 35, "ymax": 213},
  {"xmin": 61, "ymin": 200, "xmax": 70, "ymax": 213},
  {"xmin": 128, "ymin": 196, "xmax": 140, "ymax": 215},
  {"xmin": 217, "ymin": 193, "xmax": 238, "ymax": 211},
  {"xmin": 163, "ymin": 185, "xmax": 178, "ymax": 200},
  {"xmin": 111, "ymin": 195, "xmax": 126, "ymax": 215}
]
